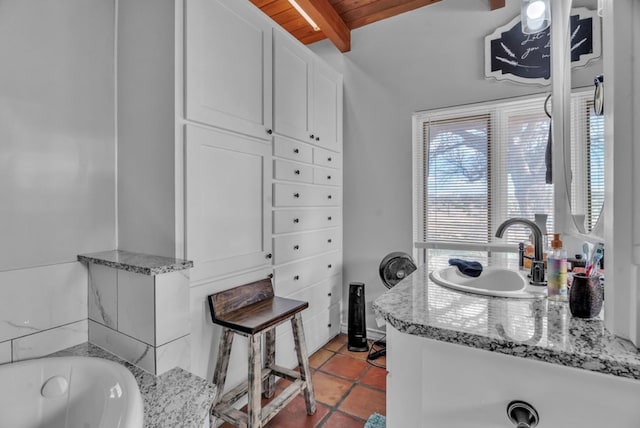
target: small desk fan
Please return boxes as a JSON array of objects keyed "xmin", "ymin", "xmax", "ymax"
[{"xmin": 369, "ymin": 252, "xmax": 417, "ymax": 361}]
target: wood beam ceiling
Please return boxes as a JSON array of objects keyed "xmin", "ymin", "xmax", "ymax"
[{"xmin": 249, "ymin": 0, "xmax": 507, "ymax": 52}]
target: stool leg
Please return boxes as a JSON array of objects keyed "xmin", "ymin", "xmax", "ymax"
[
  {"xmin": 263, "ymin": 328, "xmax": 276, "ymax": 399},
  {"xmin": 291, "ymin": 313, "xmax": 316, "ymax": 415},
  {"xmin": 212, "ymin": 328, "xmax": 234, "ymax": 404},
  {"xmin": 248, "ymin": 333, "xmax": 263, "ymax": 428}
]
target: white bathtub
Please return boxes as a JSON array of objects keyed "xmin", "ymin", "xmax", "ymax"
[{"xmin": 0, "ymin": 356, "xmax": 144, "ymax": 428}]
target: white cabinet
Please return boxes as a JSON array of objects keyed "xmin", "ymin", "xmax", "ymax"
[
  {"xmin": 185, "ymin": 125, "xmax": 272, "ymax": 282},
  {"xmin": 185, "ymin": 0, "xmax": 273, "ymax": 140},
  {"xmin": 273, "ymin": 31, "xmax": 343, "ymax": 150}
]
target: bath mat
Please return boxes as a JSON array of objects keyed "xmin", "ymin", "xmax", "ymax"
[{"xmin": 364, "ymin": 413, "xmax": 386, "ymax": 428}]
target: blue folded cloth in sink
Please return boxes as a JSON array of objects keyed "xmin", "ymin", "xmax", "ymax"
[{"xmin": 448, "ymin": 258, "xmax": 483, "ymax": 277}]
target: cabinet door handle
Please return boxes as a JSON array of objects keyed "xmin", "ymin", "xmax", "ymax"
[
  {"xmin": 316, "ymin": 136, "xmax": 320, "ymax": 142},
  {"xmin": 294, "ymin": 275, "xmax": 300, "ymax": 280},
  {"xmin": 294, "ymin": 169, "xmax": 300, "ymax": 175},
  {"xmin": 328, "ymin": 323, "xmax": 332, "ymax": 328},
  {"xmin": 328, "ymin": 216, "xmax": 332, "ymax": 221},
  {"xmin": 327, "ymin": 195, "xmax": 332, "ymax": 200},
  {"xmin": 327, "ymin": 239, "xmax": 332, "ymax": 243},
  {"xmin": 328, "ymin": 292, "xmax": 332, "ymax": 297},
  {"xmin": 310, "ymin": 134, "xmax": 315, "ymax": 140},
  {"xmin": 266, "ymin": 129, "xmax": 273, "ymax": 135},
  {"xmin": 293, "ymin": 193, "xmax": 300, "ymax": 198},
  {"xmin": 328, "ymin": 264, "xmax": 332, "ymax": 269},
  {"xmin": 327, "ymin": 157, "xmax": 332, "ymax": 162},
  {"xmin": 327, "ymin": 175, "xmax": 332, "ymax": 180},
  {"xmin": 265, "ymin": 253, "xmax": 272, "ymax": 259},
  {"xmin": 293, "ymin": 218, "xmax": 300, "ymax": 223},
  {"xmin": 293, "ymin": 245, "xmax": 300, "ymax": 250},
  {"xmin": 294, "ymin": 148, "xmax": 300, "ymax": 154}
]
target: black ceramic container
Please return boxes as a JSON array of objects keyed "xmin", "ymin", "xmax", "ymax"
[{"xmin": 569, "ymin": 274, "xmax": 603, "ymax": 318}]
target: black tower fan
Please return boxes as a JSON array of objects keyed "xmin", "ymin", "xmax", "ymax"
[{"xmin": 347, "ymin": 282, "xmax": 368, "ymax": 352}]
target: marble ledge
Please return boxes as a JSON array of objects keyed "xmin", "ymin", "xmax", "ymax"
[
  {"xmin": 373, "ymin": 263, "xmax": 640, "ymax": 382},
  {"xmin": 49, "ymin": 343, "xmax": 215, "ymax": 428},
  {"xmin": 78, "ymin": 250, "xmax": 193, "ymax": 275}
]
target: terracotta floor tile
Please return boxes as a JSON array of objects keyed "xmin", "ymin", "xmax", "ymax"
[
  {"xmin": 320, "ymin": 353, "xmax": 368, "ymax": 381},
  {"xmin": 323, "ymin": 334, "xmax": 347, "ymax": 352},
  {"xmin": 311, "ymin": 371, "xmax": 353, "ymax": 406},
  {"xmin": 264, "ymin": 395, "xmax": 330, "ymax": 428},
  {"xmin": 339, "ymin": 385, "xmax": 386, "ymax": 420},
  {"xmin": 338, "ymin": 343, "xmax": 370, "ymax": 361},
  {"xmin": 322, "ymin": 411, "xmax": 366, "ymax": 428},
  {"xmin": 309, "ymin": 348, "xmax": 334, "ymax": 369},
  {"xmin": 360, "ymin": 366, "xmax": 387, "ymax": 391}
]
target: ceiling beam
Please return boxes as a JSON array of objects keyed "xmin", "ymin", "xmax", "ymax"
[
  {"xmin": 489, "ymin": 0, "xmax": 506, "ymax": 10},
  {"xmin": 293, "ymin": 0, "xmax": 351, "ymax": 52},
  {"xmin": 342, "ymin": 0, "xmax": 441, "ymax": 30}
]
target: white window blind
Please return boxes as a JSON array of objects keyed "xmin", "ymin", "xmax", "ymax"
[{"xmin": 414, "ymin": 91, "xmax": 596, "ymax": 254}]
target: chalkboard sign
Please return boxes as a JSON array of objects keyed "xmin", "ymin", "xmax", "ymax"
[{"xmin": 485, "ymin": 7, "xmax": 601, "ymax": 85}]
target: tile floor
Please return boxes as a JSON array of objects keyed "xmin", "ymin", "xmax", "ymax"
[{"xmin": 219, "ymin": 334, "xmax": 387, "ymax": 428}]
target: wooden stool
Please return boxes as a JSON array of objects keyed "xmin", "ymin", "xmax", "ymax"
[{"xmin": 207, "ymin": 278, "xmax": 316, "ymax": 428}]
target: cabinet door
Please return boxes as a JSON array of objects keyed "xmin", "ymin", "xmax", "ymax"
[
  {"xmin": 185, "ymin": 0, "xmax": 273, "ymax": 140},
  {"xmin": 273, "ymin": 30, "xmax": 314, "ymax": 143},
  {"xmin": 313, "ymin": 60, "xmax": 343, "ymax": 151},
  {"xmin": 185, "ymin": 125, "xmax": 272, "ymax": 282}
]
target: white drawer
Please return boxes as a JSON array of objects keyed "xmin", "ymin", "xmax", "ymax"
[
  {"xmin": 273, "ymin": 208, "xmax": 341, "ymax": 234},
  {"xmin": 273, "ymin": 228, "xmax": 341, "ymax": 264},
  {"xmin": 289, "ymin": 276, "xmax": 341, "ymax": 322},
  {"xmin": 273, "ymin": 251, "xmax": 341, "ymax": 295},
  {"xmin": 313, "ymin": 147, "xmax": 341, "ymax": 169},
  {"xmin": 273, "ymin": 183, "xmax": 341, "ymax": 207},
  {"xmin": 313, "ymin": 166, "xmax": 341, "ymax": 186},
  {"xmin": 274, "ymin": 136, "xmax": 312, "ymax": 163},
  {"xmin": 274, "ymin": 159, "xmax": 313, "ymax": 184}
]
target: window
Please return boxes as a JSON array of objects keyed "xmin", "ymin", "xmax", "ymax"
[{"xmin": 413, "ymin": 91, "xmax": 602, "ymax": 260}]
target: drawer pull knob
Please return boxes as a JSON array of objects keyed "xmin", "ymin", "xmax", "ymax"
[
  {"xmin": 294, "ymin": 148, "xmax": 300, "ymax": 154},
  {"xmin": 328, "ymin": 264, "xmax": 332, "ymax": 269},
  {"xmin": 328, "ymin": 216, "xmax": 332, "ymax": 221},
  {"xmin": 316, "ymin": 136, "xmax": 320, "ymax": 141},
  {"xmin": 293, "ymin": 218, "xmax": 300, "ymax": 223},
  {"xmin": 328, "ymin": 323, "xmax": 332, "ymax": 328},
  {"xmin": 294, "ymin": 169, "xmax": 301, "ymax": 175},
  {"xmin": 328, "ymin": 239, "xmax": 332, "ymax": 243},
  {"xmin": 293, "ymin": 245, "xmax": 300, "ymax": 250},
  {"xmin": 328, "ymin": 195, "xmax": 332, "ymax": 200},
  {"xmin": 265, "ymin": 253, "xmax": 272, "ymax": 259},
  {"xmin": 327, "ymin": 157, "xmax": 332, "ymax": 162},
  {"xmin": 266, "ymin": 129, "xmax": 273, "ymax": 135},
  {"xmin": 328, "ymin": 292, "xmax": 332, "ymax": 297},
  {"xmin": 293, "ymin": 193, "xmax": 300, "ymax": 198},
  {"xmin": 294, "ymin": 275, "xmax": 300, "ymax": 280},
  {"xmin": 327, "ymin": 175, "xmax": 332, "ymax": 180},
  {"xmin": 310, "ymin": 134, "xmax": 315, "ymax": 140}
]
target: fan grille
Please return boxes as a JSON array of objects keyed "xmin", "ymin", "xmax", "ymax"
[{"xmin": 379, "ymin": 252, "xmax": 417, "ymax": 289}]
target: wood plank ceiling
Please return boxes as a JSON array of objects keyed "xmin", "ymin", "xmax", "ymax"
[{"xmin": 249, "ymin": 0, "xmax": 506, "ymax": 53}]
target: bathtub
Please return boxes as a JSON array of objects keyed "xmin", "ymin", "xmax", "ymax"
[{"xmin": 0, "ymin": 356, "xmax": 143, "ymax": 428}]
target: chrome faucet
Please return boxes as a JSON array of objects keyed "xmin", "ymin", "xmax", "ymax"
[{"xmin": 495, "ymin": 218, "xmax": 546, "ymax": 286}]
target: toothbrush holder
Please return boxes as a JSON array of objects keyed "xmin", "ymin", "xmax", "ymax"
[{"xmin": 569, "ymin": 274, "xmax": 603, "ymax": 318}]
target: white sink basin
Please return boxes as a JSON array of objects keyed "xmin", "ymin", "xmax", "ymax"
[{"xmin": 429, "ymin": 266, "xmax": 543, "ymax": 299}]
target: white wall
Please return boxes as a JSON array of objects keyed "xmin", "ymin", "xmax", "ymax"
[
  {"xmin": 117, "ymin": 0, "xmax": 177, "ymax": 258},
  {"xmin": 310, "ymin": 0, "xmax": 601, "ymax": 332},
  {"xmin": 0, "ymin": 0, "xmax": 115, "ymax": 361}
]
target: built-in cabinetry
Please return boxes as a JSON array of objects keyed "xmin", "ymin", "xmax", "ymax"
[{"xmin": 182, "ymin": 0, "xmax": 343, "ymax": 373}]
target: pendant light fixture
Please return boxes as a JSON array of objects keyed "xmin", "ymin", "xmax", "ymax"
[{"xmin": 521, "ymin": 0, "xmax": 551, "ymax": 34}]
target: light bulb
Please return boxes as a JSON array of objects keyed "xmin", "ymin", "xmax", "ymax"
[{"xmin": 526, "ymin": 1, "xmax": 546, "ymax": 20}]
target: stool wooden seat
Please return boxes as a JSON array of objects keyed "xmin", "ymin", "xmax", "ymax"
[{"xmin": 207, "ymin": 278, "xmax": 316, "ymax": 428}]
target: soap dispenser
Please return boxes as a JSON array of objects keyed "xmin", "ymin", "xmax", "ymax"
[{"xmin": 547, "ymin": 233, "xmax": 568, "ymax": 301}]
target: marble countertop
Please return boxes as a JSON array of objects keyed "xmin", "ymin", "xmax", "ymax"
[
  {"xmin": 78, "ymin": 250, "xmax": 193, "ymax": 275},
  {"xmin": 50, "ymin": 343, "xmax": 215, "ymax": 428},
  {"xmin": 373, "ymin": 258, "xmax": 640, "ymax": 381}
]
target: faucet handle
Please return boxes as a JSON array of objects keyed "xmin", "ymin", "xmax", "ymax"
[{"xmin": 530, "ymin": 260, "xmax": 546, "ymax": 286}]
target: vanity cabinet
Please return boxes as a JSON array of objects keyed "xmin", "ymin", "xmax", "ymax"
[
  {"xmin": 273, "ymin": 31, "xmax": 343, "ymax": 150},
  {"xmin": 185, "ymin": 0, "xmax": 273, "ymax": 141}
]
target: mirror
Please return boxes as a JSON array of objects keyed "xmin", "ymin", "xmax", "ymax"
[{"xmin": 557, "ymin": 3, "xmax": 604, "ymax": 236}]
